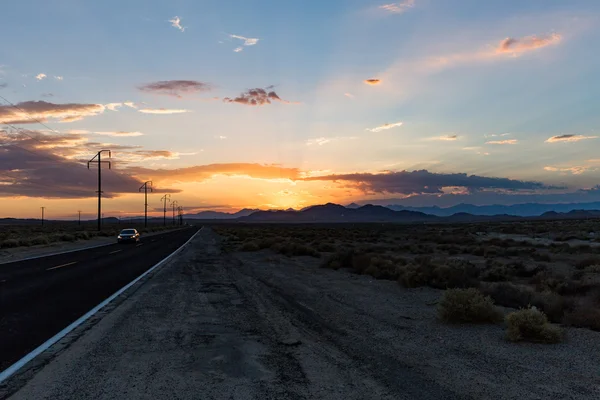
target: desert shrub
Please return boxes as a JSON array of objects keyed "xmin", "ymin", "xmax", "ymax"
[
  {"xmin": 74, "ymin": 231, "xmax": 90, "ymax": 240},
  {"xmin": 438, "ymin": 288, "xmax": 503, "ymax": 324},
  {"xmin": 30, "ymin": 236, "xmax": 50, "ymax": 246},
  {"xmin": 240, "ymin": 241, "xmax": 260, "ymax": 252},
  {"xmin": 505, "ymin": 308, "xmax": 563, "ymax": 343},
  {"xmin": 585, "ymin": 264, "xmax": 600, "ymax": 274},
  {"xmin": 530, "ymin": 291, "xmax": 571, "ymax": 323},
  {"xmin": 321, "ymin": 249, "xmax": 354, "ymax": 270},
  {"xmin": 481, "ymin": 261, "xmax": 511, "ymax": 282},
  {"xmin": 316, "ymin": 242, "xmax": 336, "ymax": 252},
  {"xmin": 575, "ymin": 257, "xmax": 600, "ymax": 270},
  {"xmin": 399, "ymin": 258, "xmax": 479, "ymax": 289},
  {"xmin": 479, "ymin": 282, "xmax": 534, "ymax": 309},
  {"xmin": 59, "ymin": 233, "xmax": 76, "ymax": 242},
  {"xmin": 563, "ymin": 302, "xmax": 600, "ymax": 331},
  {"xmin": 1, "ymin": 238, "xmax": 20, "ymax": 248}
]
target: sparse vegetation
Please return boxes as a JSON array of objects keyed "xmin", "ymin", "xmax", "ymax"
[
  {"xmin": 438, "ymin": 288, "xmax": 503, "ymax": 324},
  {"xmin": 505, "ymin": 307, "xmax": 563, "ymax": 343},
  {"xmin": 213, "ymin": 219, "xmax": 600, "ymax": 334}
]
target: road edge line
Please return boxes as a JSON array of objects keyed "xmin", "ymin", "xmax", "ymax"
[{"xmin": 0, "ymin": 227, "xmax": 202, "ymax": 385}]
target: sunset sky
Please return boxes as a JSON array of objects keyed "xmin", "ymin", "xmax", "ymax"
[{"xmin": 1, "ymin": 0, "xmax": 600, "ymax": 219}]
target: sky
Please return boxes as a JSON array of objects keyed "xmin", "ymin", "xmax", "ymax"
[{"xmin": 1, "ymin": 0, "xmax": 600, "ymax": 219}]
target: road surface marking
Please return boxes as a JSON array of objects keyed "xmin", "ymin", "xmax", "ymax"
[
  {"xmin": 109, "ymin": 250, "xmax": 122, "ymax": 255},
  {"xmin": 46, "ymin": 262, "xmax": 77, "ymax": 271},
  {"xmin": 0, "ymin": 226, "xmax": 202, "ymax": 385},
  {"xmin": 136, "ymin": 243, "xmax": 144, "ymax": 247}
]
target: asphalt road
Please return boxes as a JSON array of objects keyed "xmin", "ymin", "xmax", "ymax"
[{"xmin": 0, "ymin": 226, "xmax": 199, "ymax": 372}]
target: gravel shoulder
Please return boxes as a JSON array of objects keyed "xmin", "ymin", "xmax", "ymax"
[{"xmin": 5, "ymin": 228, "xmax": 600, "ymax": 399}]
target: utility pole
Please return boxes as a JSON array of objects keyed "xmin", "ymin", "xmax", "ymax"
[
  {"xmin": 77, "ymin": 210, "xmax": 81, "ymax": 226},
  {"xmin": 88, "ymin": 150, "xmax": 111, "ymax": 231},
  {"xmin": 139, "ymin": 181, "xmax": 153, "ymax": 228},
  {"xmin": 178, "ymin": 206, "xmax": 184, "ymax": 226},
  {"xmin": 40, "ymin": 207, "xmax": 45, "ymax": 226},
  {"xmin": 172, "ymin": 201, "xmax": 178, "ymax": 225},
  {"xmin": 161, "ymin": 194, "xmax": 170, "ymax": 226}
]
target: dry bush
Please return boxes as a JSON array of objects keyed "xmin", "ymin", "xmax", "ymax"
[
  {"xmin": 1, "ymin": 238, "xmax": 20, "ymax": 248},
  {"xmin": 530, "ymin": 291, "xmax": 571, "ymax": 323},
  {"xmin": 240, "ymin": 241, "xmax": 260, "ymax": 252},
  {"xmin": 272, "ymin": 242, "xmax": 320, "ymax": 258},
  {"xmin": 399, "ymin": 258, "xmax": 479, "ymax": 289},
  {"xmin": 505, "ymin": 308, "xmax": 563, "ymax": 343},
  {"xmin": 564, "ymin": 307, "xmax": 600, "ymax": 331},
  {"xmin": 321, "ymin": 249, "xmax": 354, "ymax": 270},
  {"xmin": 30, "ymin": 236, "xmax": 50, "ymax": 246},
  {"xmin": 438, "ymin": 288, "xmax": 503, "ymax": 324},
  {"xmin": 575, "ymin": 257, "xmax": 600, "ymax": 270},
  {"xmin": 316, "ymin": 242, "xmax": 336, "ymax": 252},
  {"xmin": 479, "ymin": 281, "xmax": 534, "ymax": 309}
]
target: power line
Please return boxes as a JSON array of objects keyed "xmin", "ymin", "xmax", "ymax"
[
  {"xmin": 88, "ymin": 150, "xmax": 111, "ymax": 231},
  {"xmin": 139, "ymin": 181, "xmax": 152, "ymax": 228}
]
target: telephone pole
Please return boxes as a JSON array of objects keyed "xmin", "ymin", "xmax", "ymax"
[
  {"xmin": 172, "ymin": 201, "xmax": 178, "ymax": 225},
  {"xmin": 40, "ymin": 207, "xmax": 45, "ymax": 226},
  {"xmin": 161, "ymin": 194, "xmax": 170, "ymax": 226},
  {"xmin": 77, "ymin": 210, "xmax": 81, "ymax": 226},
  {"xmin": 178, "ymin": 206, "xmax": 184, "ymax": 226},
  {"xmin": 139, "ymin": 181, "xmax": 153, "ymax": 228},
  {"xmin": 88, "ymin": 150, "xmax": 111, "ymax": 231}
]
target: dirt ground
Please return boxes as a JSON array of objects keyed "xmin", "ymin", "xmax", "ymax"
[{"xmin": 5, "ymin": 227, "xmax": 600, "ymax": 400}]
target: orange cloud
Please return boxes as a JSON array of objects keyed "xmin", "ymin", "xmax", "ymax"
[
  {"xmin": 138, "ymin": 108, "xmax": 190, "ymax": 114},
  {"xmin": 496, "ymin": 33, "xmax": 562, "ymax": 55},
  {"xmin": 428, "ymin": 134, "xmax": 458, "ymax": 141},
  {"xmin": 544, "ymin": 166, "xmax": 592, "ymax": 175},
  {"xmin": 0, "ymin": 101, "xmax": 111, "ymax": 124},
  {"xmin": 128, "ymin": 163, "xmax": 301, "ymax": 183},
  {"xmin": 545, "ymin": 134, "xmax": 598, "ymax": 143},
  {"xmin": 364, "ymin": 79, "xmax": 381, "ymax": 85},
  {"xmin": 366, "ymin": 121, "xmax": 403, "ymax": 133},
  {"xmin": 486, "ymin": 139, "xmax": 518, "ymax": 145}
]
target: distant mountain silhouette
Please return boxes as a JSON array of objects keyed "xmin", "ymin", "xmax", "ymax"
[
  {"xmin": 185, "ymin": 208, "xmax": 260, "ymax": 219},
  {"xmin": 240, "ymin": 203, "xmax": 437, "ymax": 223},
  {"xmin": 385, "ymin": 201, "xmax": 600, "ymax": 217}
]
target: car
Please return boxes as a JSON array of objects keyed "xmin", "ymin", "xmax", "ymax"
[{"xmin": 117, "ymin": 228, "xmax": 140, "ymax": 244}]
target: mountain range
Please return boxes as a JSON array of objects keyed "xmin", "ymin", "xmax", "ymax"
[{"xmin": 377, "ymin": 201, "xmax": 600, "ymax": 217}]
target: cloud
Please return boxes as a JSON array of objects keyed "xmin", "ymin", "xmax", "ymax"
[
  {"xmin": 138, "ymin": 108, "xmax": 190, "ymax": 114},
  {"xmin": 544, "ymin": 166, "xmax": 591, "ymax": 175},
  {"xmin": 169, "ymin": 16, "xmax": 185, "ymax": 32},
  {"xmin": 302, "ymin": 170, "xmax": 550, "ymax": 195},
  {"xmin": 366, "ymin": 121, "xmax": 403, "ymax": 133},
  {"xmin": 123, "ymin": 102, "xmax": 138, "ymax": 109},
  {"xmin": 379, "ymin": 0, "xmax": 415, "ymax": 14},
  {"xmin": 428, "ymin": 134, "xmax": 458, "ymax": 141},
  {"xmin": 41, "ymin": 93, "xmax": 54, "ymax": 97},
  {"xmin": 486, "ymin": 139, "xmax": 518, "ymax": 145},
  {"xmin": 94, "ymin": 131, "xmax": 144, "ymax": 137},
  {"xmin": 65, "ymin": 129, "xmax": 90, "ymax": 134},
  {"xmin": 344, "ymin": 93, "xmax": 354, "ymax": 98},
  {"xmin": 217, "ymin": 135, "xmax": 227, "ymax": 140},
  {"xmin": 462, "ymin": 146, "xmax": 490, "ymax": 156},
  {"xmin": 223, "ymin": 88, "xmax": 295, "ymax": 106},
  {"xmin": 105, "ymin": 103, "xmax": 123, "ymax": 111},
  {"xmin": 496, "ymin": 33, "xmax": 562, "ymax": 55},
  {"xmin": 35, "ymin": 73, "xmax": 47, "ymax": 81},
  {"xmin": 306, "ymin": 136, "xmax": 357, "ymax": 146},
  {"xmin": 54, "ymin": 76, "xmax": 63, "ymax": 81},
  {"xmin": 230, "ymin": 34, "xmax": 259, "ymax": 52},
  {"xmin": 0, "ymin": 101, "xmax": 111, "ymax": 124},
  {"xmin": 0, "ymin": 83, "xmax": 7, "ymax": 90},
  {"xmin": 545, "ymin": 134, "xmax": 598, "ymax": 143},
  {"xmin": 364, "ymin": 79, "xmax": 381, "ymax": 85},
  {"xmin": 138, "ymin": 80, "xmax": 213, "ymax": 98},
  {"xmin": 306, "ymin": 137, "xmax": 331, "ymax": 146},
  {"xmin": 128, "ymin": 163, "xmax": 301, "ymax": 183},
  {"xmin": 0, "ymin": 130, "xmax": 176, "ymax": 198}
]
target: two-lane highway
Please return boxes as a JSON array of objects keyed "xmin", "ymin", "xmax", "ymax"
[{"xmin": 0, "ymin": 226, "xmax": 199, "ymax": 371}]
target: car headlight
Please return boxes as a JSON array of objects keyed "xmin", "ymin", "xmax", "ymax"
[{"xmin": 118, "ymin": 235, "xmax": 122, "ymax": 239}]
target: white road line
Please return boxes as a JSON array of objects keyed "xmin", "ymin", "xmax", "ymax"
[
  {"xmin": 136, "ymin": 243, "xmax": 144, "ymax": 247},
  {"xmin": 0, "ymin": 227, "xmax": 202, "ymax": 385},
  {"xmin": 108, "ymin": 250, "xmax": 122, "ymax": 255},
  {"xmin": 46, "ymin": 262, "xmax": 77, "ymax": 271}
]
